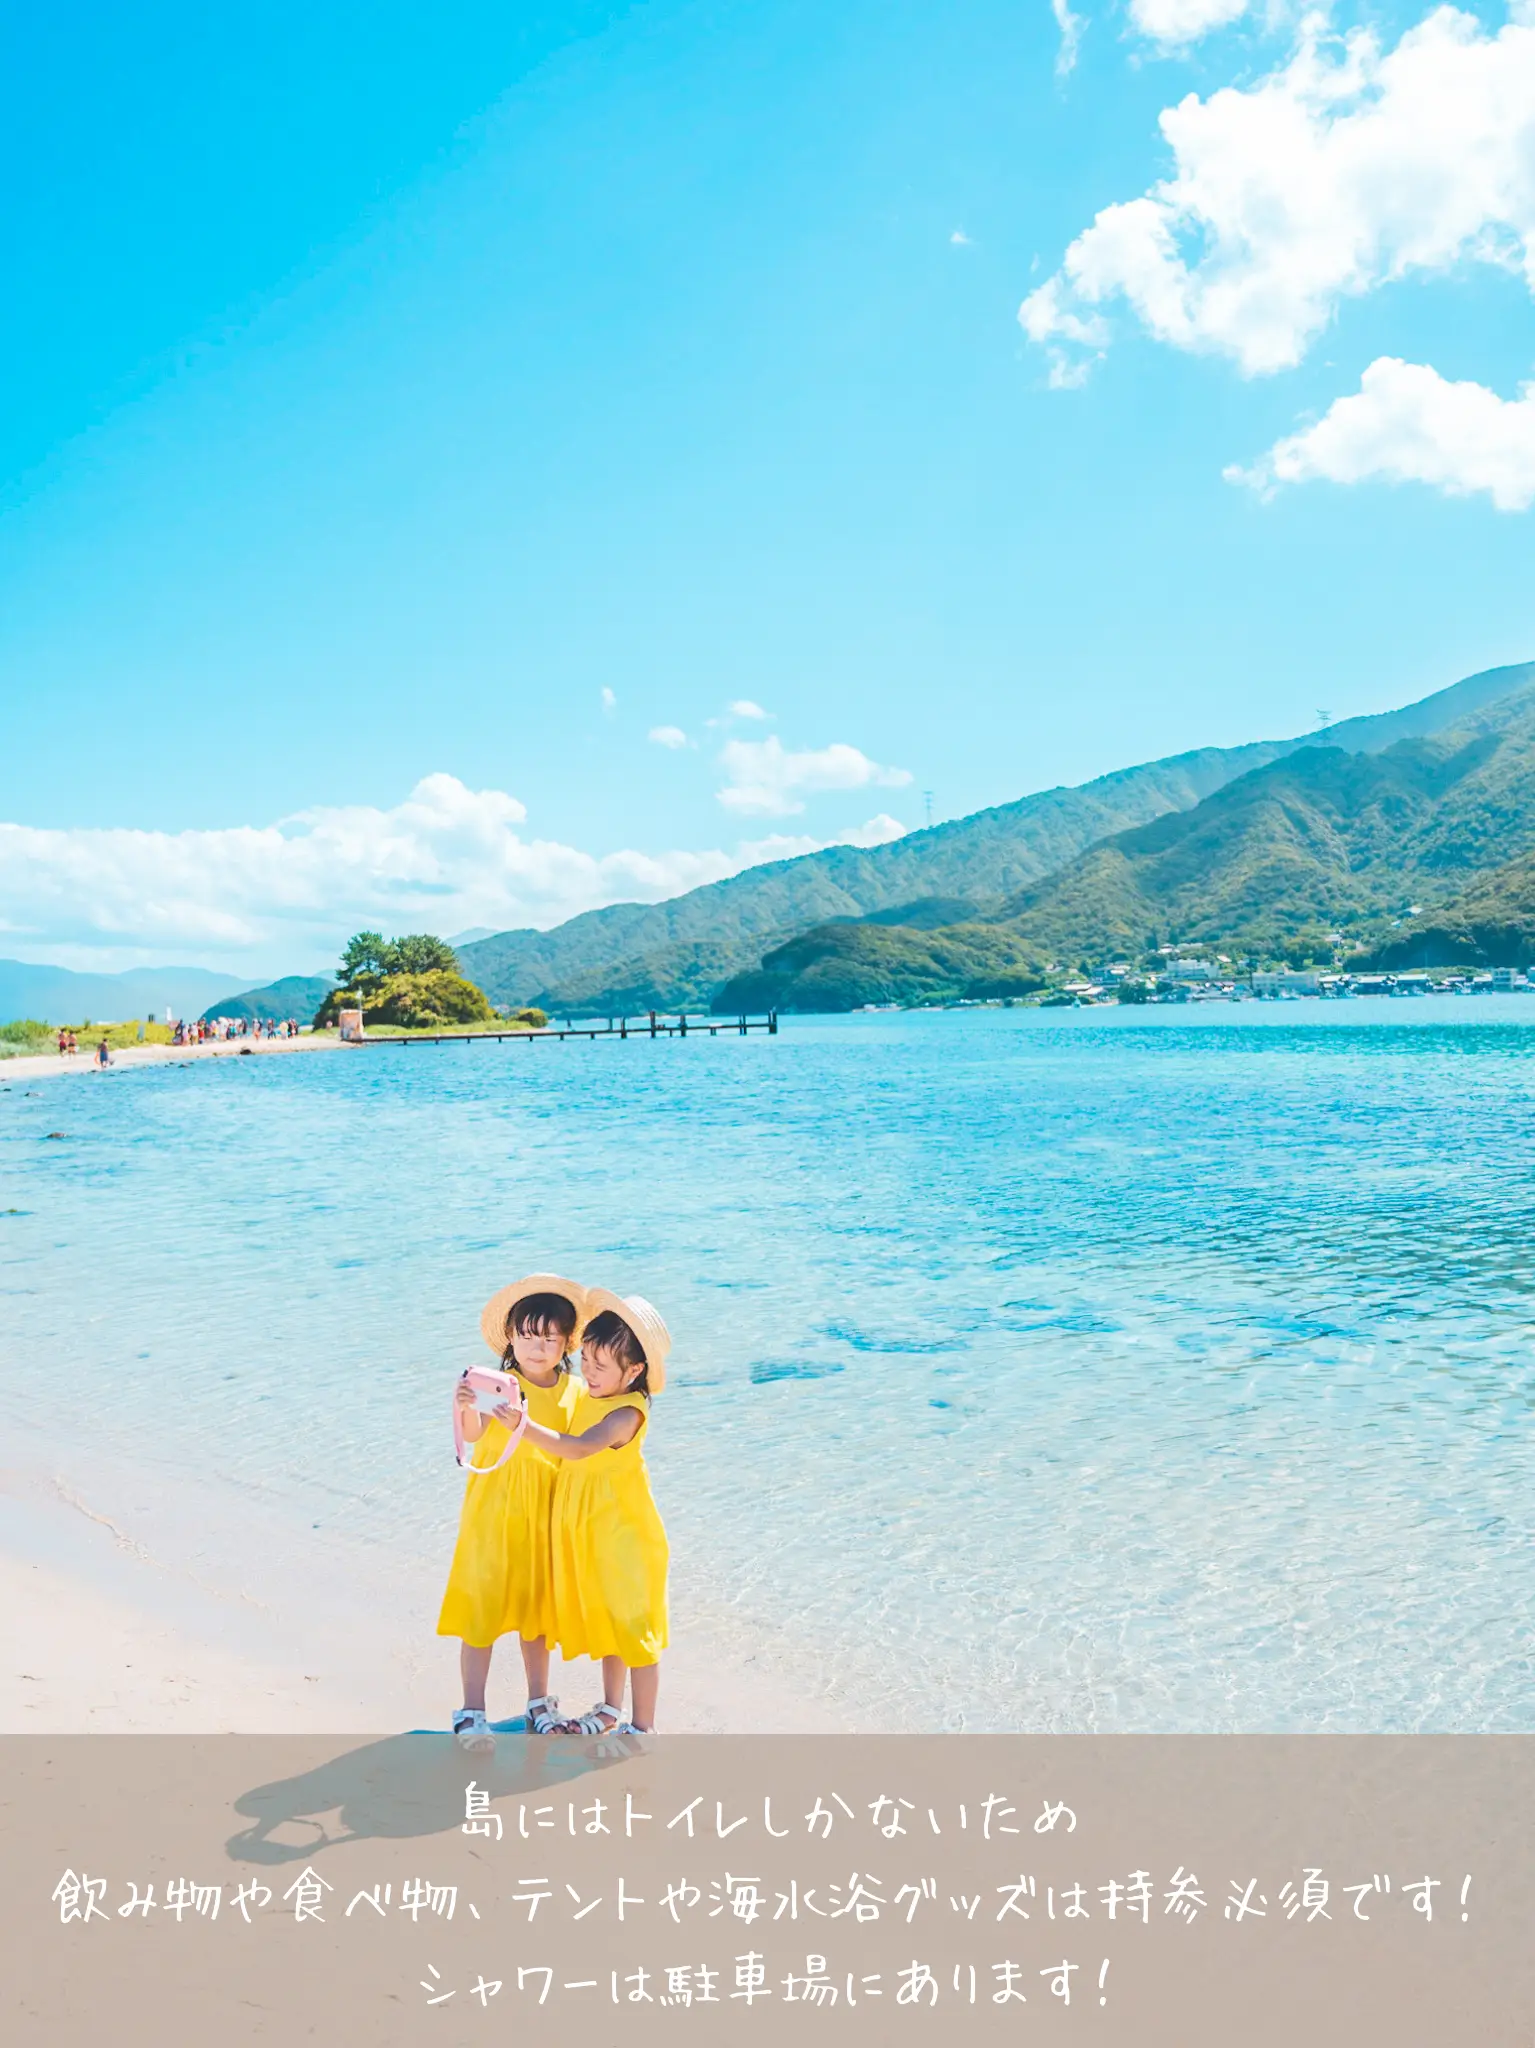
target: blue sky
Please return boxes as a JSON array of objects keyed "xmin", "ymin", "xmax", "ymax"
[{"xmin": 2, "ymin": 0, "xmax": 1532, "ymax": 975}]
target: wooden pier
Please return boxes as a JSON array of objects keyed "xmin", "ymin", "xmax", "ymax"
[{"xmin": 358, "ymin": 1011, "xmax": 778, "ymax": 1049}]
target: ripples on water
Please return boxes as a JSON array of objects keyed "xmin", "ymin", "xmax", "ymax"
[{"xmin": 4, "ymin": 1002, "xmax": 1535, "ymax": 1731}]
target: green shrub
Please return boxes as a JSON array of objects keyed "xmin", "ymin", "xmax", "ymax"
[
  {"xmin": 366, "ymin": 970, "xmax": 495, "ymax": 1029},
  {"xmin": 0, "ymin": 1018, "xmax": 50, "ymax": 1045}
]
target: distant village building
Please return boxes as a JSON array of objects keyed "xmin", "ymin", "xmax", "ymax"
[
  {"xmin": 1252, "ymin": 969, "xmax": 1322, "ymax": 996},
  {"xmin": 1166, "ymin": 958, "xmax": 1218, "ymax": 982}
]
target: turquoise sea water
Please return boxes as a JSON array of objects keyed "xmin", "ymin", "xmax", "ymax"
[{"xmin": 4, "ymin": 1002, "xmax": 1535, "ymax": 1731}]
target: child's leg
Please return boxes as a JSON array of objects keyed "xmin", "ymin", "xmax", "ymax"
[
  {"xmin": 600, "ymin": 1655, "xmax": 628, "ymax": 1713},
  {"xmin": 519, "ymin": 1635, "xmax": 551, "ymax": 1702},
  {"xmin": 460, "ymin": 1642, "xmax": 494, "ymax": 1712},
  {"xmin": 628, "ymin": 1661, "xmax": 659, "ymax": 1731}
]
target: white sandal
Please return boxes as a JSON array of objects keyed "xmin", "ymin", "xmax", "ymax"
[
  {"xmin": 452, "ymin": 1707, "xmax": 494, "ymax": 1753},
  {"xmin": 567, "ymin": 1701, "xmax": 623, "ymax": 1735},
  {"xmin": 525, "ymin": 1695, "xmax": 562, "ymax": 1735}
]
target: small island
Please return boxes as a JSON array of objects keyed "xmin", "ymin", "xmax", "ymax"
[{"xmin": 315, "ymin": 931, "xmax": 545, "ymax": 1037}]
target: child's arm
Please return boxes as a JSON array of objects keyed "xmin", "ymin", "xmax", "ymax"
[{"xmin": 516, "ymin": 1408, "xmax": 642, "ymax": 1461}]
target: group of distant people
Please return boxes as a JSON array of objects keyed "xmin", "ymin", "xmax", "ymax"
[
  {"xmin": 50, "ymin": 1015, "xmax": 303, "ymax": 1065},
  {"xmin": 173, "ymin": 1016, "xmax": 300, "ymax": 1045},
  {"xmin": 54, "ymin": 1029, "xmax": 112, "ymax": 1066}
]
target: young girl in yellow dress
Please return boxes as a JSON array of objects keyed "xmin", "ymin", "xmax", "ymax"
[
  {"xmin": 516, "ymin": 1288, "xmax": 671, "ymax": 1735},
  {"xmin": 437, "ymin": 1272, "xmax": 586, "ymax": 1749}
]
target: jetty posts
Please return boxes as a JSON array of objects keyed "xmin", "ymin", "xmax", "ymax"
[{"xmin": 356, "ymin": 1011, "xmax": 779, "ymax": 1049}]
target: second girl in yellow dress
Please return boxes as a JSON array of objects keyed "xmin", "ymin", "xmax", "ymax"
[{"xmin": 520, "ymin": 1288, "xmax": 671, "ymax": 1735}]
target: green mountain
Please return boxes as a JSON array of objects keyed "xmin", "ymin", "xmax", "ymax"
[
  {"xmin": 998, "ymin": 702, "xmax": 1535, "ymax": 958},
  {"xmin": 199, "ymin": 973, "xmax": 336, "ymax": 1026},
  {"xmin": 716, "ymin": 669, "xmax": 1535, "ymax": 1010},
  {"xmin": 460, "ymin": 661, "xmax": 1535, "ymax": 1015},
  {"xmin": 719, "ymin": 912, "xmax": 1048, "ymax": 1014},
  {"xmin": 1364, "ymin": 851, "xmax": 1535, "ymax": 969},
  {"xmin": 458, "ymin": 744, "xmax": 1282, "ymax": 1012}
]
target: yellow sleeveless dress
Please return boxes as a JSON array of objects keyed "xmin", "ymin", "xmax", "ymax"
[
  {"xmin": 551, "ymin": 1390, "xmax": 669, "ymax": 1667},
  {"xmin": 436, "ymin": 1367, "xmax": 582, "ymax": 1649}
]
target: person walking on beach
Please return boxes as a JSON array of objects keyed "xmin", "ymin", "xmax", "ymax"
[
  {"xmin": 520, "ymin": 1291, "xmax": 671, "ymax": 1736},
  {"xmin": 437, "ymin": 1273, "xmax": 587, "ymax": 1751},
  {"xmin": 96, "ymin": 1036, "xmax": 111, "ymax": 1068}
]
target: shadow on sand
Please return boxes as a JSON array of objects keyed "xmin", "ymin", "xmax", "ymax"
[{"xmin": 226, "ymin": 1728, "xmax": 643, "ymax": 1865}]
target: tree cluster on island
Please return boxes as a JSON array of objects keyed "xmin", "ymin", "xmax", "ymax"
[{"xmin": 315, "ymin": 932, "xmax": 527, "ymax": 1032}]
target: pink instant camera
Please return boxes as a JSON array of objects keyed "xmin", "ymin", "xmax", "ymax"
[{"xmin": 454, "ymin": 1367, "xmax": 528, "ymax": 1472}]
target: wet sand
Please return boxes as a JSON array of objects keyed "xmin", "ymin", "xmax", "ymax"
[{"xmin": 0, "ymin": 1415, "xmax": 852, "ymax": 1736}]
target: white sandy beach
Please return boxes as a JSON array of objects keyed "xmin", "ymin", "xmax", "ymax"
[
  {"xmin": 0, "ymin": 1413, "xmax": 854, "ymax": 1736},
  {"xmin": 0, "ymin": 1032, "xmax": 344, "ymax": 1085}
]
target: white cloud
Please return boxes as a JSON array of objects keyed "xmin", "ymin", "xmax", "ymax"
[
  {"xmin": 737, "ymin": 815, "xmax": 910, "ymax": 865},
  {"xmin": 1228, "ymin": 356, "xmax": 1535, "ymax": 509},
  {"xmin": 0, "ymin": 774, "xmax": 868, "ymax": 977},
  {"xmin": 705, "ymin": 699, "xmax": 773, "ymax": 730},
  {"xmin": 950, "ymin": 229, "xmax": 973, "ymax": 247},
  {"xmin": 1129, "ymin": 0, "xmax": 1251, "ymax": 49},
  {"xmin": 648, "ymin": 725, "xmax": 690, "ymax": 749},
  {"xmin": 600, "ymin": 687, "xmax": 618, "ymax": 712},
  {"xmin": 1052, "ymin": 0, "xmax": 1087, "ymax": 75},
  {"xmin": 715, "ymin": 738, "xmax": 914, "ymax": 817},
  {"xmin": 1021, "ymin": 7, "xmax": 1535, "ymax": 380},
  {"xmin": 836, "ymin": 812, "xmax": 910, "ymax": 848}
]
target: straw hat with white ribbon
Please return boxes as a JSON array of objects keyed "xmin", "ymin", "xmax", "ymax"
[
  {"xmin": 582, "ymin": 1287, "xmax": 672, "ymax": 1394},
  {"xmin": 479, "ymin": 1272, "xmax": 589, "ymax": 1359}
]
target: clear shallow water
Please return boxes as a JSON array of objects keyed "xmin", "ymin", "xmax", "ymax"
[{"xmin": 4, "ymin": 1001, "xmax": 1535, "ymax": 1731}]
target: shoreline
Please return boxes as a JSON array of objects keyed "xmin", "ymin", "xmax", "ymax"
[
  {"xmin": 0, "ymin": 1413, "xmax": 853, "ymax": 1736},
  {"xmin": 0, "ymin": 1033, "xmax": 346, "ymax": 1084}
]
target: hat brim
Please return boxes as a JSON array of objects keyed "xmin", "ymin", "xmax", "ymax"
[
  {"xmin": 584, "ymin": 1285, "xmax": 671, "ymax": 1393},
  {"xmin": 480, "ymin": 1273, "xmax": 589, "ymax": 1359}
]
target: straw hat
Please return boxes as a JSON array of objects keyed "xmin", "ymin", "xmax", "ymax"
[
  {"xmin": 583, "ymin": 1287, "xmax": 672, "ymax": 1394},
  {"xmin": 480, "ymin": 1272, "xmax": 589, "ymax": 1359}
]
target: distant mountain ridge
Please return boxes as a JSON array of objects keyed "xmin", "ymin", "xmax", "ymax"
[
  {"xmin": 994, "ymin": 687, "xmax": 1535, "ymax": 956},
  {"xmin": 198, "ymin": 973, "xmax": 336, "ymax": 1026},
  {"xmin": 717, "ymin": 670, "xmax": 1535, "ymax": 1009},
  {"xmin": 459, "ymin": 661, "xmax": 1535, "ymax": 1013},
  {"xmin": 0, "ymin": 958, "xmax": 247, "ymax": 1027},
  {"xmin": 11, "ymin": 662, "xmax": 1527, "ymax": 1030}
]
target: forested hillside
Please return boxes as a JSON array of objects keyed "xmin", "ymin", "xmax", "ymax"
[
  {"xmin": 460, "ymin": 662, "xmax": 1535, "ymax": 1014},
  {"xmin": 715, "ymin": 674, "xmax": 1535, "ymax": 1009}
]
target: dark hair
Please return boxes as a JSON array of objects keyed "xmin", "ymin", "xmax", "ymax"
[
  {"xmin": 502, "ymin": 1290, "xmax": 579, "ymax": 1369},
  {"xmin": 582, "ymin": 1308, "xmax": 650, "ymax": 1396}
]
